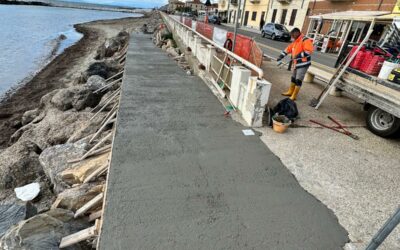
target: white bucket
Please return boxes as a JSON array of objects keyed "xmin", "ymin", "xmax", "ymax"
[{"xmin": 378, "ymin": 61, "xmax": 400, "ymax": 80}]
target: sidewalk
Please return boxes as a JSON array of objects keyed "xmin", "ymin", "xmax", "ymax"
[{"xmin": 98, "ymin": 34, "xmax": 348, "ymax": 249}]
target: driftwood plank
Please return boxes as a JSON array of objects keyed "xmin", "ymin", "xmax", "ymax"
[
  {"xmin": 89, "ymin": 210, "xmax": 103, "ymax": 222},
  {"xmin": 59, "ymin": 226, "xmax": 96, "ymax": 248},
  {"xmin": 83, "ymin": 162, "xmax": 109, "ymax": 184},
  {"xmin": 74, "ymin": 193, "xmax": 104, "ymax": 218}
]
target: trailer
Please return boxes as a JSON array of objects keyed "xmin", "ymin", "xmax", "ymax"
[{"xmin": 305, "ymin": 11, "xmax": 400, "ymax": 137}]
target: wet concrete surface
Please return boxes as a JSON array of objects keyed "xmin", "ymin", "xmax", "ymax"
[{"xmin": 98, "ymin": 34, "xmax": 349, "ymax": 250}]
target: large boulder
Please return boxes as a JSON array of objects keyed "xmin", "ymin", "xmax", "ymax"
[
  {"xmin": 71, "ymin": 87, "xmax": 100, "ymax": 111},
  {"xmin": 85, "ymin": 59, "xmax": 122, "ymax": 81},
  {"xmin": 0, "ymin": 208, "xmax": 89, "ymax": 250},
  {"xmin": 0, "ymin": 140, "xmax": 42, "ymax": 190},
  {"xmin": 51, "ymin": 88, "xmax": 75, "ymax": 111},
  {"xmin": 39, "ymin": 89, "xmax": 60, "ymax": 109},
  {"xmin": 116, "ymin": 30, "xmax": 130, "ymax": 45},
  {"xmin": 86, "ymin": 75, "xmax": 106, "ymax": 91},
  {"xmin": 52, "ymin": 183, "xmax": 103, "ymax": 212},
  {"xmin": 104, "ymin": 37, "xmax": 122, "ymax": 57},
  {"xmin": 10, "ymin": 109, "xmax": 94, "ymax": 149},
  {"xmin": 21, "ymin": 109, "xmax": 38, "ymax": 126},
  {"xmin": 0, "ymin": 202, "xmax": 37, "ymax": 237},
  {"xmin": 39, "ymin": 140, "xmax": 88, "ymax": 193},
  {"xmin": 50, "ymin": 86, "xmax": 101, "ymax": 112}
]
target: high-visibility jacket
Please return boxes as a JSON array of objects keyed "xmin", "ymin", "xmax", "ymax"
[{"xmin": 280, "ymin": 34, "xmax": 314, "ymax": 69}]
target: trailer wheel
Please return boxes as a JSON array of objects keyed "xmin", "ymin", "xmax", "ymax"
[{"xmin": 366, "ymin": 107, "xmax": 400, "ymax": 137}]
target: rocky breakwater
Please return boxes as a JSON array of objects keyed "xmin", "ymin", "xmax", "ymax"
[{"xmin": 0, "ymin": 30, "xmax": 129, "ymax": 249}]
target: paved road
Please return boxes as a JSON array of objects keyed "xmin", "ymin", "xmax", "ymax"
[
  {"xmin": 216, "ymin": 24, "xmax": 339, "ymax": 68},
  {"xmin": 98, "ymin": 34, "xmax": 348, "ymax": 249}
]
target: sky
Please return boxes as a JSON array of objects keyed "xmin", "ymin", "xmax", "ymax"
[{"xmin": 63, "ymin": 0, "xmax": 217, "ymax": 8}]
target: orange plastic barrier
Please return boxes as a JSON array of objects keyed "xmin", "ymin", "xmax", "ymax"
[
  {"xmin": 224, "ymin": 32, "xmax": 262, "ymax": 67},
  {"xmin": 196, "ymin": 22, "xmax": 214, "ymax": 40},
  {"xmin": 183, "ymin": 17, "xmax": 192, "ymax": 28},
  {"xmin": 249, "ymin": 41, "xmax": 263, "ymax": 67}
]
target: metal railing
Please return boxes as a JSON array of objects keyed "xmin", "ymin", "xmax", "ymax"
[{"xmin": 161, "ymin": 12, "xmax": 264, "ymax": 79}]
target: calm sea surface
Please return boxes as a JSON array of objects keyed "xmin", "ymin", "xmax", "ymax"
[{"xmin": 0, "ymin": 5, "xmax": 139, "ymax": 97}]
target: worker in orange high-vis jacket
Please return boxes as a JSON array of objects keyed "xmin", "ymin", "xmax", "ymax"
[{"xmin": 277, "ymin": 28, "xmax": 314, "ymax": 101}]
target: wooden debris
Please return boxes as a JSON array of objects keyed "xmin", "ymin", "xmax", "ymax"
[
  {"xmin": 94, "ymin": 78, "xmax": 122, "ymax": 94},
  {"xmin": 105, "ymin": 70, "xmax": 124, "ymax": 82},
  {"xmin": 59, "ymin": 220, "xmax": 100, "ymax": 248},
  {"xmin": 68, "ymin": 132, "xmax": 113, "ymax": 163},
  {"xmin": 83, "ymin": 162, "xmax": 109, "ymax": 184},
  {"xmin": 84, "ymin": 145, "xmax": 112, "ymax": 160},
  {"xmin": 90, "ymin": 90, "xmax": 120, "ymax": 121},
  {"xmin": 74, "ymin": 193, "xmax": 104, "ymax": 218},
  {"xmin": 61, "ymin": 152, "xmax": 110, "ymax": 184},
  {"xmin": 88, "ymin": 210, "xmax": 103, "ymax": 222},
  {"xmin": 90, "ymin": 112, "xmax": 116, "ymax": 143}
]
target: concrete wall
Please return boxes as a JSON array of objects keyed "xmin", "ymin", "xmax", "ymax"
[{"xmin": 162, "ymin": 13, "xmax": 271, "ymax": 127}]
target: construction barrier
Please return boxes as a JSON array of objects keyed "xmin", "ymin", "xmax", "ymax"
[
  {"xmin": 196, "ymin": 21, "xmax": 214, "ymax": 40},
  {"xmin": 183, "ymin": 17, "xmax": 192, "ymax": 28},
  {"xmin": 192, "ymin": 21, "xmax": 197, "ymax": 31},
  {"xmin": 171, "ymin": 16, "xmax": 263, "ymax": 67},
  {"xmin": 249, "ymin": 41, "xmax": 264, "ymax": 68},
  {"xmin": 225, "ymin": 33, "xmax": 263, "ymax": 67},
  {"xmin": 212, "ymin": 27, "xmax": 228, "ymax": 47}
]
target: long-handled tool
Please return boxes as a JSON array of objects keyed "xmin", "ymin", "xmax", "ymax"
[
  {"xmin": 310, "ymin": 116, "xmax": 359, "ymax": 140},
  {"xmin": 309, "ymin": 50, "xmax": 352, "ymax": 107},
  {"xmin": 310, "ymin": 19, "xmax": 376, "ymax": 109}
]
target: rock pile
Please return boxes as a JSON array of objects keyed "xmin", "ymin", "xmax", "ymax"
[
  {"xmin": 0, "ymin": 29, "xmax": 129, "ymax": 249},
  {"xmin": 153, "ymin": 23, "xmax": 192, "ymax": 73}
]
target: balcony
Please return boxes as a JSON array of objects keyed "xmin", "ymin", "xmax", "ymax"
[{"xmin": 249, "ymin": 0, "xmax": 260, "ymax": 3}]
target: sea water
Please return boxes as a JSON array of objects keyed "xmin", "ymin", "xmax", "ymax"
[{"xmin": 0, "ymin": 5, "xmax": 140, "ymax": 97}]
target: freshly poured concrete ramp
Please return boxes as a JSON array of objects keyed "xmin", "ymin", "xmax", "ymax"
[{"xmin": 98, "ymin": 34, "xmax": 348, "ymax": 249}]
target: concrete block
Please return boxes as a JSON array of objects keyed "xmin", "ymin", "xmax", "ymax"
[
  {"xmin": 242, "ymin": 77, "xmax": 272, "ymax": 127},
  {"xmin": 206, "ymin": 45, "xmax": 216, "ymax": 72},
  {"xmin": 230, "ymin": 66, "xmax": 251, "ymax": 108},
  {"xmin": 304, "ymin": 72, "xmax": 315, "ymax": 83}
]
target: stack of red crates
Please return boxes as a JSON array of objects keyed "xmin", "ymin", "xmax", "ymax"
[
  {"xmin": 348, "ymin": 46, "xmax": 385, "ymax": 76},
  {"xmin": 349, "ymin": 46, "xmax": 366, "ymax": 69},
  {"xmin": 359, "ymin": 51, "xmax": 385, "ymax": 76}
]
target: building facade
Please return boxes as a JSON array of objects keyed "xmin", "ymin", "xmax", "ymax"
[
  {"xmin": 242, "ymin": 0, "xmax": 270, "ymax": 30},
  {"xmin": 302, "ymin": 0, "xmax": 398, "ymax": 32},
  {"xmin": 186, "ymin": 0, "xmax": 206, "ymax": 12},
  {"xmin": 264, "ymin": 0, "xmax": 311, "ymax": 32},
  {"xmin": 168, "ymin": 0, "xmax": 185, "ymax": 12}
]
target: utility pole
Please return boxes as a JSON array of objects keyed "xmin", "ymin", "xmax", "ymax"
[
  {"xmin": 232, "ymin": 0, "xmax": 242, "ymax": 51},
  {"xmin": 227, "ymin": 0, "xmax": 231, "ymax": 23},
  {"xmin": 240, "ymin": 0, "xmax": 246, "ymax": 26}
]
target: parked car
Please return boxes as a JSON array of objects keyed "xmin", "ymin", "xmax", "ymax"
[
  {"xmin": 262, "ymin": 23, "xmax": 291, "ymax": 42},
  {"xmin": 208, "ymin": 15, "xmax": 221, "ymax": 25}
]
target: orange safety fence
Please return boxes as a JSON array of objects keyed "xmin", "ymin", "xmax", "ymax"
[
  {"xmin": 175, "ymin": 16, "xmax": 263, "ymax": 68},
  {"xmin": 183, "ymin": 17, "xmax": 192, "ymax": 28},
  {"xmin": 249, "ymin": 41, "xmax": 263, "ymax": 67},
  {"xmin": 196, "ymin": 22, "xmax": 214, "ymax": 40}
]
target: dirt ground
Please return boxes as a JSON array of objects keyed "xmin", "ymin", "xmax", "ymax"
[
  {"xmin": 0, "ymin": 14, "xmax": 151, "ymax": 149},
  {"xmin": 260, "ymin": 60, "xmax": 400, "ymax": 249}
]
